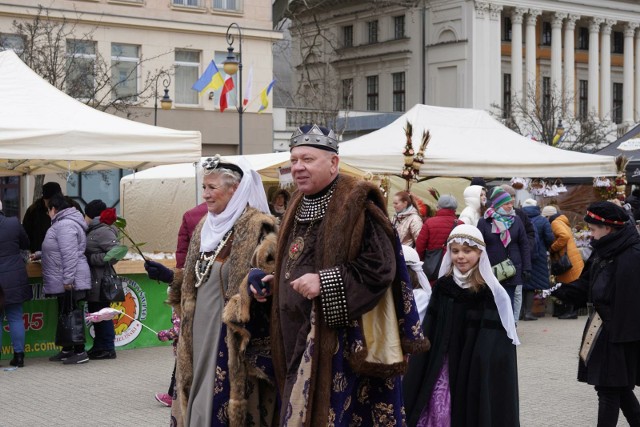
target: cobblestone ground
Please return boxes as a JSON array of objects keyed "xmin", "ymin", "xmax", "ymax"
[{"xmin": 0, "ymin": 315, "xmax": 637, "ymax": 426}]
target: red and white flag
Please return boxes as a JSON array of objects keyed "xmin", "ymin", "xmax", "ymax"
[{"xmin": 219, "ymin": 77, "xmax": 235, "ymax": 112}]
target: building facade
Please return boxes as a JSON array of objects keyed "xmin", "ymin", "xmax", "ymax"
[{"xmin": 285, "ymin": 0, "xmax": 640, "ymax": 135}]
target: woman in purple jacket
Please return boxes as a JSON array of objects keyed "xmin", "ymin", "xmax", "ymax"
[{"xmin": 39, "ymin": 193, "xmax": 91, "ymax": 365}]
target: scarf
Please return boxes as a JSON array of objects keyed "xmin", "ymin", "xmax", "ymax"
[
  {"xmin": 484, "ymin": 207, "xmax": 515, "ymax": 247},
  {"xmin": 452, "ymin": 266, "xmax": 473, "ymax": 289}
]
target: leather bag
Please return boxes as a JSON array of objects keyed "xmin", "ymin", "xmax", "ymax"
[
  {"xmin": 100, "ymin": 263, "xmax": 125, "ymax": 302},
  {"xmin": 55, "ymin": 290, "xmax": 86, "ymax": 348},
  {"xmin": 492, "ymin": 258, "xmax": 517, "ymax": 282},
  {"xmin": 550, "ymin": 252, "xmax": 573, "ymax": 276}
]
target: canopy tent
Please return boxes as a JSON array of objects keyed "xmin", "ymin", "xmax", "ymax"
[
  {"xmin": 339, "ymin": 104, "xmax": 617, "ymax": 179},
  {"xmin": 596, "ymin": 124, "xmax": 640, "ymax": 183},
  {"xmin": 119, "ymin": 153, "xmax": 367, "ymax": 253},
  {"xmin": 0, "ymin": 50, "xmax": 201, "ymax": 176}
]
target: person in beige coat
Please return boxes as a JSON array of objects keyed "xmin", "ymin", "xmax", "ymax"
[
  {"xmin": 392, "ymin": 191, "xmax": 423, "ymax": 247},
  {"xmin": 542, "ymin": 206, "xmax": 584, "ymax": 319}
]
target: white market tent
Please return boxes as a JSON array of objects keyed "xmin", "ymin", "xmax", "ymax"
[
  {"xmin": 339, "ymin": 104, "xmax": 617, "ymax": 178},
  {"xmin": 0, "ymin": 50, "xmax": 201, "ymax": 176}
]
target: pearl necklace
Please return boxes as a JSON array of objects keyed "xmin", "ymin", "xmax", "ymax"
[{"xmin": 194, "ymin": 228, "xmax": 233, "ymax": 288}]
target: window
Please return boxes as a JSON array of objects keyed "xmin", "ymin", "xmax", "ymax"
[
  {"xmin": 612, "ymin": 31, "xmax": 624, "ymax": 54},
  {"xmin": 213, "ymin": 0, "xmax": 239, "ymax": 11},
  {"xmin": 579, "ymin": 79, "xmax": 588, "ymax": 120},
  {"xmin": 394, "ymin": 16, "xmax": 405, "ymax": 40},
  {"xmin": 342, "ymin": 25, "xmax": 353, "ymax": 48},
  {"xmin": 503, "ymin": 73, "xmax": 511, "ymax": 118},
  {"xmin": 502, "ymin": 17, "xmax": 512, "ymax": 42},
  {"xmin": 366, "ymin": 75, "xmax": 378, "ymax": 111},
  {"xmin": 367, "ymin": 20, "xmax": 378, "ymax": 44},
  {"xmin": 0, "ymin": 177, "xmax": 20, "ymax": 218},
  {"xmin": 173, "ymin": 0, "xmax": 200, "ymax": 5},
  {"xmin": 111, "ymin": 43, "xmax": 139, "ymax": 101},
  {"xmin": 577, "ymin": 27, "xmax": 589, "ymax": 50},
  {"xmin": 542, "ymin": 77, "xmax": 551, "ymax": 119},
  {"xmin": 392, "ymin": 72, "xmax": 405, "ymax": 112},
  {"xmin": 0, "ymin": 34, "xmax": 24, "ymax": 53},
  {"xmin": 175, "ymin": 50, "xmax": 200, "ymax": 105},
  {"xmin": 541, "ymin": 22, "xmax": 552, "ymax": 46},
  {"xmin": 613, "ymin": 83, "xmax": 623, "ymax": 124},
  {"xmin": 342, "ymin": 78, "xmax": 353, "ymax": 110},
  {"xmin": 66, "ymin": 39, "xmax": 96, "ymax": 99}
]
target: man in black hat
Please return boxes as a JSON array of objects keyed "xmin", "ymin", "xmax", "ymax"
[
  {"xmin": 22, "ymin": 182, "xmax": 83, "ymax": 252},
  {"xmin": 264, "ymin": 124, "xmax": 427, "ymax": 425}
]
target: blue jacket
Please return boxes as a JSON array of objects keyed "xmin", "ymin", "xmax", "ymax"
[
  {"xmin": 477, "ymin": 214, "xmax": 531, "ymax": 287},
  {"xmin": 41, "ymin": 207, "xmax": 91, "ymax": 295},
  {"xmin": 523, "ymin": 206, "xmax": 555, "ymax": 290},
  {"xmin": 0, "ymin": 213, "xmax": 31, "ymax": 305}
]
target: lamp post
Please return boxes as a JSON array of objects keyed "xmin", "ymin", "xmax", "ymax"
[
  {"xmin": 223, "ymin": 23, "xmax": 243, "ymax": 155},
  {"xmin": 154, "ymin": 71, "xmax": 173, "ymax": 126}
]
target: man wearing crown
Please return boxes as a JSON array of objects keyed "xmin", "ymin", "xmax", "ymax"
[{"xmin": 259, "ymin": 124, "xmax": 428, "ymax": 426}]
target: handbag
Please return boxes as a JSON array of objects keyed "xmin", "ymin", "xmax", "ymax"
[
  {"xmin": 100, "ymin": 263, "xmax": 126, "ymax": 302},
  {"xmin": 492, "ymin": 258, "xmax": 517, "ymax": 282},
  {"xmin": 422, "ymin": 219, "xmax": 459, "ymax": 281},
  {"xmin": 55, "ymin": 290, "xmax": 86, "ymax": 347},
  {"xmin": 550, "ymin": 252, "xmax": 573, "ymax": 276},
  {"xmin": 579, "ymin": 308, "xmax": 603, "ymax": 364}
]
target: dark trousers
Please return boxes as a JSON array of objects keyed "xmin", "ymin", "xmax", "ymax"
[
  {"xmin": 168, "ymin": 361, "xmax": 176, "ymax": 397},
  {"xmin": 596, "ymin": 386, "xmax": 640, "ymax": 427},
  {"xmin": 87, "ymin": 301, "xmax": 116, "ymax": 351}
]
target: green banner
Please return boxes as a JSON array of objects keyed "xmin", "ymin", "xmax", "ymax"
[{"xmin": 1, "ymin": 274, "xmax": 172, "ymax": 359}]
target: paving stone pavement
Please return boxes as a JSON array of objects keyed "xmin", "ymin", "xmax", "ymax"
[{"xmin": 0, "ymin": 315, "xmax": 637, "ymax": 426}]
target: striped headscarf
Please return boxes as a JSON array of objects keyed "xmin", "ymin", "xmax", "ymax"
[{"xmin": 485, "ymin": 187, "xmax": 515, "ymax": 247}]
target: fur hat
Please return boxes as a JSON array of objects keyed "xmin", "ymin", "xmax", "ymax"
[
  {"xmin": 489, "ymin": 187, "xmax": 512, "ymax": 209},
  {"xmin": 584, "ymin": 201, "xmax": 629, "ymax": 226},
  {"xmin": 42, "ymin": 182, "xmax": 62, "ymax": 199},
  {"xmin": 437, "ymin": 194, "xmax": 458, "ymax": 210},
  {"xmin": 85, "ymin": 199, "xmax": 107, "ymax": 219},
  {"xmin": 522, "ymin": 199, "xmax": 537, "ymax": 207},
  {"xmin": 541, "ymin": 206, "xmax": 558, "ymax": 217}
]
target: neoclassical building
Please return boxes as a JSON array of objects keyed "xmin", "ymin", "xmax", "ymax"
[{"xmin": 282, "ymin": 0, "xmax": 640, "ymax": 135}]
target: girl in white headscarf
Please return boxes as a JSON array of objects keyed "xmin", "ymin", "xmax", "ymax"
[{"xmin": 403, "ymin": 224, "xmax": 520, "ymax": 427}]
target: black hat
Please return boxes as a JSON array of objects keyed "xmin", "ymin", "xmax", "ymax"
[
  {"xmin": 470, "ymin": 177, "xmax": 486, "ymax": 187},
  {"xmin": 584, "ymin": 201, "xmax": 629, "ymax": 226},
  {"xmin": 85, "ymin": 199, "xmax": 107, "ymax": 219},
  {"xmin": 42, "ymin": 182, "xmax": 62, "ymax": 199}
]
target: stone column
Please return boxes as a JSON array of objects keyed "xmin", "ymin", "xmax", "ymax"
[
  {"xmin": 636, "ymin": 30, "xmax": 640, "ymax": 122},
  {"xmin": 588, "ymin": 18, "xmax": 603, "ymax": 116},
  {"xmin": 510, "ymin": 8, "xmax": 526, "ymax": 105},
  {"xmin": 551, "ymin": 13, "xmax": 567, "ymax": 98},
  {"xmin": 623, "ymin": 23, "xmax": 639, "ymax": 125},
  {"xmin": 525, "ymin": 9, "xmax": 541, "ymax": 109},
  {"xmin": 564, "ymin": 14, "xmax": 580, "ymax": 116},
  {"xmin": 600, "ymin": 19, "xmax": 616, "ymax": 119},
  {"xmin": 489, "ymin": 4, "xmax": 503, "ymax": 109},
  {"xmin": 473, "ymin": 1, "xmax": 490, "ymax": 109}
]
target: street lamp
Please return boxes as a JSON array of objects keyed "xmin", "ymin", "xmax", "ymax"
[
  {"xmin": 223, "ymin": 23, "xmax": 243, "ymax": 155},
  {"xmin": 154, "ymin": 71, "xmax": 173, "ymax": 126}
]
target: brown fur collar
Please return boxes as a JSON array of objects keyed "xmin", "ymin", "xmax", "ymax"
[{"xmin": 169, "ymin": 207, "xmax": 277, "ymax": 425}]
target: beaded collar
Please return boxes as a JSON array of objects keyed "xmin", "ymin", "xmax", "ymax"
[{"xmin": 294, "ymin": 178, "xmax": 337, "ymax": 223}]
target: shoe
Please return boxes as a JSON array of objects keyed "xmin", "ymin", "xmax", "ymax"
[
  {"xmin": 155, "ymin": 392, "xmax": 172, "ymax": 407},
  {"xmin": 558, "ymin": 311, "xmax": 578, "ymax": 319},
  {"xmin": 62, "ymin": 351, "xmax": 89, "ymax": 365},
  {"xmin": 10, "ymin": 352, "xmax": 24, "ymax": 367},
  {"xmin": 49, "ymin": 350, "xmax": 73, "ymax": 362},
  {"xmin": 523, "ymin": 313, "xmax": 538, "ymax": 321},
  {"xmin": 88, "ymin": 350, "xmax": 116, "ymax": 360}
]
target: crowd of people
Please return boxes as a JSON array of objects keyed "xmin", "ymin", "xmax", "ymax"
[{"xmin": 1, "ymin": 124, "xmax": 639, "ymax": 426}]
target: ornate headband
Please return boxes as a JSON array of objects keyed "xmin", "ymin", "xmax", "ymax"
[
  {"xmin": 585, "ymin": 210, "xmax": 626, "ymax": 226},
  {"xmin": 447, "ymin": 233, "xmax": 486, "ymax": 248},
  {"xmin": 289, "ymin": 124, "xmax": 339, "ymax": 153},
  {"xmin": 201, "ymin": 155, "xmax": 244, "ymax": 179}
]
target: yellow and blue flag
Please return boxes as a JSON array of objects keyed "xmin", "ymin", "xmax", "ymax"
[
  {"xmin": 192, "ymin": 60, "xmax": 224, "ymax": 94},
  {"xmin": 257, "ymin": 79, "xmax": 276, "ymax": 113}
]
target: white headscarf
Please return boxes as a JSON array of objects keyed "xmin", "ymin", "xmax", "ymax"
[
  {"xmin": 200, "ymin": 157, "xmax": 270, "ymax": 252},
  {"xmin": 438, "ymin": 224, "xmax": 520, "ymax": 345},
  {"xmin": 402, "ymin": 245, "xmax": 431, "ymax": 324}
]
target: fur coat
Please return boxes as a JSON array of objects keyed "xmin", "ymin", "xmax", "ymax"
[{"xmin": 168, "ymin": 207, "xmax": 278, "ymax": 426}]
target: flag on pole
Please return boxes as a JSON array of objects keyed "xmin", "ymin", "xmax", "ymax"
[
  {"xmin": 192, "ymin": 60, "xmax": 224, "ymax": 94},
  {"xmin": 243, "ymin": 67, "xmax": 253, "ymax": 106},
  {"xmin": 219, "ymin": 77, "xmax": 235, "ymax": 112},
  {"xmin": 257, "ymin": 79, "xmax": 276, "ymax": 113}
]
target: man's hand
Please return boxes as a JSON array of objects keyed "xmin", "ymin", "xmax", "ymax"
[
  {"xmin": 251, "ymin": 273, "xmax": 273, "ymax": 303},
  {"xmin": 290, "ymin": 273, "xmax": 321, "ymax": 300}
]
